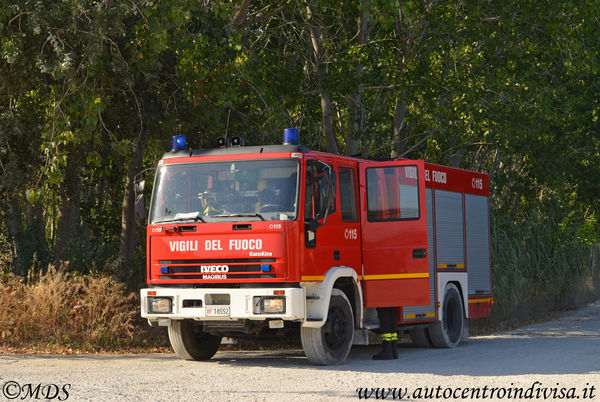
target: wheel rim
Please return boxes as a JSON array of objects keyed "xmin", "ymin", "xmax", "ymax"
[{"xmin": 322, "ymin": 304, "xmax": 350, "ymax": 351}]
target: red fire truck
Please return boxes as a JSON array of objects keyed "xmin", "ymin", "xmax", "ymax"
[{"xmin": 138, "ymin": 129, "xmax": 492, "ymax": 365}]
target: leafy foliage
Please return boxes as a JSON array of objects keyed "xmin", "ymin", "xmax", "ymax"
[{"xmin": 0, "ymin": 1, "xmax": 598, "ymax": 307}]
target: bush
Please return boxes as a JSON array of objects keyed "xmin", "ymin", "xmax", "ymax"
[
  {"xmin": 0, "ymin": 265, "xmax": 164, "ymax": 351},
  {"xmin": 487, "ymin": 210, "xmax": 599, "ymax": 326}
]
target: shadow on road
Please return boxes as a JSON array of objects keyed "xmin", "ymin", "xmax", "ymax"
[{"xmin": 198, "ymin": 330, "xmax": 599, "ymax": 376}]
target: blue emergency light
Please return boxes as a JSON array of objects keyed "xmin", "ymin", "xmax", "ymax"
[
  {"xmin": 283, "ymin": 128, "xmax": 299, "ymax": 145},
  {"xmin": 161, "ymin": 266, "xmax": 170, "ymax": 274},
  {"xmin": 261, "ymin": 264, "xmax": 271, "ymax": 272},
  {"xmin": 171, "ymin": 135, "xmax": 187, "ymax": 151}
]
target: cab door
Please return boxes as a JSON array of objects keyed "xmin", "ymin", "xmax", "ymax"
[{"xmin": 359, "ymin": 160, "xmax": 430, "ymax": 307}]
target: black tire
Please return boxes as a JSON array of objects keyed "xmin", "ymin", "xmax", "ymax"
[
  {"xmin": 168, "ymin": 320, "xmax": 222, "ymax": 361},
  {"xmin": 429, "ymin": 283, "xmax": 464, "ymax": 348},
  {"xmin": 301, "ymin": 289, "xmax": 354, "ymax": 365},
  {"xmin": 409, "ymin": 327, "xmax": 432, "ymax": 348}
]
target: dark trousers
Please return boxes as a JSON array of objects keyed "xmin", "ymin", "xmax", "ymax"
[
  {"xmin": 373, "ymin": 307, "xmax": 398, "ymax": 359},
  {"xmin": 376, "ymin": 307, "xmax": 397, "ymax": 334}
]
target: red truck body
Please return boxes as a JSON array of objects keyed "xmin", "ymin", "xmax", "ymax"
[{"xmin": 140, "ymin": 134, "xmax": 492, "ymax": 365}]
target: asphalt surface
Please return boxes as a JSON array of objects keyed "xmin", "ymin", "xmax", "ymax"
[{"xmin": 1, "ymin": 301, "xmax": 599, "ymax": 401}]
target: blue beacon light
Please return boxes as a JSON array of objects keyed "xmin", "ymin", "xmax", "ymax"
[
  {"xmin": 171, "ymin": 135, "xmax": 187, "ymax": 151},
  {"xmin": 283, "ymin": 128, "xmax": 299, "ymax": 145}
]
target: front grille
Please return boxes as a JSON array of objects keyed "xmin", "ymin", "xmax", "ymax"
[
  {"xmin": 160, "ymin": 274, "xmax": 276, "ymax": 280},
  {"xmin": 156, "ymin": 258, "xmax": 278, "ymax": 281},
  {"xmin": 160, "ymin": 258, "xmax": 275, "ymax": 264},
  {"xmin": 170, "ymin": 265, "xmax": 262, "ymax": 273}
]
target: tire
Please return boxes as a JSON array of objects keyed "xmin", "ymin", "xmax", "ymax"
[
  {"xmin": 168, "ymin": 319, "xmax": 222, "ymax": 361},
  {"xmin": 429, "ymin": 283, "xmax": 464, "ymax": 348},
  {"xmin": 409, "ymin": 328, "xmax": 432, "ymax": 348},
  {"xmin": 301, "ymin": 289, "xmax": 354, "ymax": 365}
]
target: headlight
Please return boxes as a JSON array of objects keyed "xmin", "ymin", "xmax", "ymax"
[
  {"xmin": 148, "ymin": 297, "xmax": 172, "ymax": 314},
  {"xmin": 253, "ymin": 296, "xmax": 286, "ymax": 314}
]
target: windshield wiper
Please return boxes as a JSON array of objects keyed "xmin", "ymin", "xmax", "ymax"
[
  {"xmin": 211, "ymin": 213, "xmax": 266, "ymax": 221},
  {"xmin": 154, "ymin": 212, "xmax": 205, "ymax": 224}
]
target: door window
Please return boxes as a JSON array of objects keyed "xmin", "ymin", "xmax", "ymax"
[
  {"xmin": 339, "ymin": 167, "xmax": 358, "ymax": 222},
  {"xmin": 366, "ymin": 165, "xmax": 420, "ymax": 222}
]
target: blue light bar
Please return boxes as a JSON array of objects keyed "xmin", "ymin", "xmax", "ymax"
[
  {"xmin": 261, "ymin": 264, "xmax": 271, "ymax": 272},
  {"xmin": 283, "ymin": 128, "xmax": 299, "ymax": 145},
  {"xmin": 171, "ymin": 135, "xmax": 187, "ymax": 151},
  {"xmin": 161, "ymin": 266, "xmax": 170, "ymax": 274}
]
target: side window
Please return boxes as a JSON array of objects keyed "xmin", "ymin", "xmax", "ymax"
[
  {"xmin": 366, "ymin": 165, "xmax": 420, "ymax": 222},
  {"xmin": 339, "ymin": 167, "xmax": 358, "ymax": 222},
  {"xmin": 304, "ymin": 160, "xmax": 336, "ymax": 220}
]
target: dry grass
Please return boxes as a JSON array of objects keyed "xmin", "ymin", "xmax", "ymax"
[{"xmin": 0, "ymin": 266, "xmax": 166, "ymax": 352}]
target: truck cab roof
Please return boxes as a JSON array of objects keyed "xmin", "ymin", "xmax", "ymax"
[{"xmin": 162, "ymin": 144, "xmax": 310, "ymax": 159}]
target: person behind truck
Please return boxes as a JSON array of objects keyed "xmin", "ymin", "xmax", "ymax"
[{"xmin": 373, "ymin": 307, "xmax": 398, "ymax": 360}]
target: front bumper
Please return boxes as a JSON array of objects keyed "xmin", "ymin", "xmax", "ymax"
[{"xmin": 140, "ymin": 287, "xmax": 306, "ymax": 321}]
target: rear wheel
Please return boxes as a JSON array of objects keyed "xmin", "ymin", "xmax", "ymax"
[
  {"xmin": 301, "ymin": 289, "xmax": 354, "ymax": 365},
  {"xmin": 429, "ymin": 283, "xmax": 464, "ymax": 348},
  {"xmin": 168, "ymin": 320, "xmax": 222, "ymax": 360}
]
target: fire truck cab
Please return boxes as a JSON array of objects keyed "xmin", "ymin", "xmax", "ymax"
[{"xmin": 139, "ymin": 130, "xmax": 492, "ymax": 365}]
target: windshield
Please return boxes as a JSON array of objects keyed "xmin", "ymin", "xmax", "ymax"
[{"xmin": 149, "ymin": 159, "xmax": 299, "ymax": 224}]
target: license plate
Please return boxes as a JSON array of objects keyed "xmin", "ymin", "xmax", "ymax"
[{"xmin": 205, "ymin": 306, "xmax": 230, "ymax": 316}]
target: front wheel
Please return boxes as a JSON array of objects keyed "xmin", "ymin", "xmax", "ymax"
[
  {"xmin": 409, "ymin": 327, "xmax": 432, "ymax": 348},
  {"xmin": 301, "ymin": 289, "xmax": 354, "ymax": 365},
  {"xmin": 429, "ymin": 283, "xmax": 464, "ymax": 348},
  {"xmin": 168, "ymin": 320, "xmax": 222, "ymax": 360}
]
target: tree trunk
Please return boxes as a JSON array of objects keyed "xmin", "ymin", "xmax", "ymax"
[
  {"xmin": 26, "ymin": 201, "xmax": 49, "ymax": 271},
  {"xmin": 118, "ymin": 138, "xmax": 145, "ymax": 282},
  {"xmin": 54, "ymin": 149, "xmax": 83, "ymax": 264},
  {"xmin": 307, "ymin": 4, "xmax": 338, "ymax": 154},
  {"xmin": 444, "ymin": 132, "xmax": 465, "ymax": 168},
  {"xmin": 5, "ymin": 196, "xmax": 49, "ymax": 276},
  {"xmin": 390, "ymin": 92, "xmax": 407, "ymax": 159},
  {"xmin": 6, "ymin": 201, "xmax": 25, "ymax": 275},
  {"xmin": 345, "ymin": 0, "xmax": 370, "ymax": 156}
]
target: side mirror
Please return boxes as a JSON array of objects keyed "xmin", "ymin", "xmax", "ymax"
[
  {"xmin": 134, "ymin": 178, "xmax": 146, "ymax": 225},
  {"xmin": 304, "ymin": 161, "xmax": 334, "ymax": 248},
  {"xmin": 135, "ymin": 193, "xmax": 145, "ymax": 225},
  {"xmin": 135, "ymin": 179, "xmax": 145, "ymax": 196},
  {"xmin": 313, "ymin": 162, "xmax": 334, "ymax": 223},
  {"xmin": 133, "ymin": 168, "xmax": 155, "ymax": 225}
]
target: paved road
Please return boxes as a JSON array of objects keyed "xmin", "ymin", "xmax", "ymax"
[{"xmin": 1, "ymin": 302, "xmax": 599, "ymax": 401}]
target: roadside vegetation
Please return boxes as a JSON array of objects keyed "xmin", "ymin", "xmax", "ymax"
[
  {"xmin": 1, "ymin": 233, "xmax": 597, "ymax": 352},
  {"xmin": 487, "ymin": 216, "xmax": 600, "ymax": 327},
  {"xmin": 0, "ymin": 2, "xmax": 598, "ymax": 351},
  {"xmin": 0, "ymin": 266, "xmax": 168, "ymax": 353}
]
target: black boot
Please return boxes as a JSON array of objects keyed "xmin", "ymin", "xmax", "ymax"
[
  {"xmin": 391, "ymin": 332, "xmax": 398, "ymax": 359},
  {"xmin": 373, "ymin": 340, "xmax": 394, "ymax": 360}
]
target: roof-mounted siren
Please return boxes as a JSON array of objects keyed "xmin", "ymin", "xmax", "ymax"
[
  {"xmin": 216, "ymin": 137, "xmax": 229, "ymax": 148},
  {"xmin": 283, "ymin": 128, "xmax": 299, "ymax": 145},
  {"xmin": 171, "ymin": 135, "xmax": 187, "ymax": 151},
  {"xmin": 231, "ymin": 137, "xmax": 245, "ymax": 147}
]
